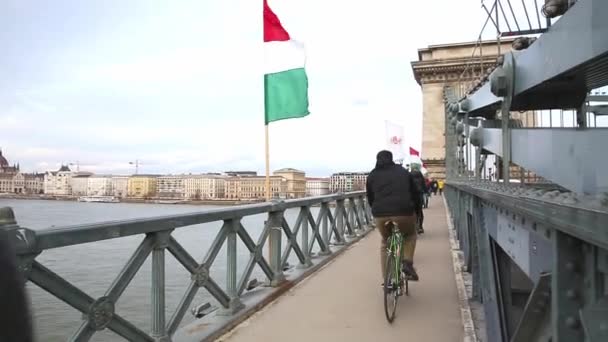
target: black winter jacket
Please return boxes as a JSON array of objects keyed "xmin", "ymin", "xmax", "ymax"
[
  {"xmin": 366, "ymin": 164, "xmax": 422, "ymax": 217},
  {"xmin": 410, "ymin": 170, "xmax": 426, "ymax": 195}
]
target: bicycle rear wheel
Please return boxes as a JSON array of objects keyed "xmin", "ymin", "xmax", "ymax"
[{"xmin": 383, "ymin": 253, "xmax": 398, "ymax": 323}]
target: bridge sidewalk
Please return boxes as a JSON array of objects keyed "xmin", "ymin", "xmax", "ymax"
[{"xmin": 219, "ymin": 196, "xmax": 465, "ymax": 342}]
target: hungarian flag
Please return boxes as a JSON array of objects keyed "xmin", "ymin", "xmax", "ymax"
[{"xmin": 264, "ymin": 0, "xmax": 310, "ymax": 124}]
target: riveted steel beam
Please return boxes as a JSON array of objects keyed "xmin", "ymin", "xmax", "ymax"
[
  {"xmin": 476, "ymin": 128, "xmax": 608, "ymax": 194},
  {"xmin": 464, "ymin": 0, "xmax": 608, "ymax": 115},
  {"xmin": 448, "ymin": 182, "xmax": 608, "ymax": 251}
]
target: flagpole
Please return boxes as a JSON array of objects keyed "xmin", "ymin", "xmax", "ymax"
[{"xmin": 265, "ymin": 124, "xmax": 271, "ymax": 201}]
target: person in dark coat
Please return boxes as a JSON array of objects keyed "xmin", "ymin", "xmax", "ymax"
[
  {"xmin": 410, "ymin": 164, "xmax": 426, "ymax": 234},
  {"xmin": 0, "ymin": 228, "xmax": 34, "ymax": 342},
  {"xmin": 366, "ymin": 150, "xmax": 421, "ymax": 281},
  {"xmin": 431, "ymin": 179, "xmax": 439, "ymax": 195}
]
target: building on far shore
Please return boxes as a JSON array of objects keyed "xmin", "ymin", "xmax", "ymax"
[
  {"xmin": 225, "ymin": 176, "xmax": 287, "ymax": 200},
  {"xmin": 44, "ymin": 165, "xmax": 73, "ymax": 196},
  {"xmin": 0, "ymin": 174, "xmax": 14, "ymax": 193},
  {"xmin": 329, "ymin": 172, "xmax": 369, "ymax": 193},
  {"xmin": 127, "ymin": 175, "xmax": 159, "ymax": 199},
  {"xmin": 0, "ymin": 149, "xmax": 29, "ymax": 194},
  {"xmin": 70, "ymin": 172, "xmax": 93, "ymax": 196},
  {"xmin": 306, "ymin": 178, "xmax": 330, "ymax": 197},
  {"xmin": 0, "ymin": 149, "xmax": 44, "ymax": 194},
  {"xmin": 24, "ymin": 173, "xmax": 44, "ymax": 194},
  {"xmin": 0, "ymin": 149, "xmax": 19, "ymax": 175},
  {"xmin": 111, "ymin": 176, "xmax": 129, "ymax": 198},
  {"xmin": 184, "ymin": 175, "xmax": 226, "ymax": 200},
  {"xmin": 87, "ymin": 175, "xmax": 113, "ymax": 196},
  {"xmin": 157, "ymin": 175, "xmax": 185, "ymax": 199},
  {"xmin": 274, "ymin": 168, "xmax": 306, "ymax": 198},
  {"xmin": 224, "ymin": 171, "xmax": 257, "ymax": 177}
]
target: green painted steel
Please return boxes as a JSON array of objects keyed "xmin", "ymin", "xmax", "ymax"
[
  {"xmin": 0, "ymin": 192, "xmax": 373, "ymax": 342},
  {"xmin": 443, "ymin": 2, "xmax": 608, "ymax": 340}
]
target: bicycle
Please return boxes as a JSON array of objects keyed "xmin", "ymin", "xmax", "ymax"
[{"xmin": 383, "ymin": 221, "xmax": 409, "ymax": 323}]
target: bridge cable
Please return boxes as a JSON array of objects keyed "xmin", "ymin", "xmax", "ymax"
[
  {"xmin": 498, "ymin": 0, "xmax": 513, "ymax": 32},
  {"xmin": 506, "ymin": 0, "xmax": 522, "ymax": 31},
  {"xmin": 482, "ymin": 3, "xmax": 501, "ymax": 32},
  {"xmin": 533, "ymin": 0, "xmax": 543, "ymax": 29},
  {"xmin": 521, "ymin": 0, "xmax": 533, "ymax": 29}
]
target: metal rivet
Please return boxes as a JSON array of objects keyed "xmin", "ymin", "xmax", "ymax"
[
  {"xmin": 566, "ymin": 262, "xmax": 577, "ymax": 272},
  {"xmin": 565, "ymin": 316, "xmax": 580, "ymax": 329},
  {"xmin": 566, "ymin": 289, "xmax": 578, "ymax": 300},
  {"xmin": 536, "ymin": 299, "xmax": 547, "ymax": 308}
]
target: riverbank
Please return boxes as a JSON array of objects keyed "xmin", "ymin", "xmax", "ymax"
[{"xmin": 0, "ymin": 194, "xmax": 261, "ymax": 206}]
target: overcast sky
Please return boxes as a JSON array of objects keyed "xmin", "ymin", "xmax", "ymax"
[{"xmin": 0, "ymin": 0, "xmax": 523, "ymax": 176}]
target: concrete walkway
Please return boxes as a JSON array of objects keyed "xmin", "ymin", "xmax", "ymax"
[{"xmin": 219, "ymin": 196, "xmax": 464, "ymax": 342}]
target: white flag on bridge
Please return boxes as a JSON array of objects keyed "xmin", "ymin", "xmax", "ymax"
[{"xmin": 385, "ymin": 121, "xmax": 405, "ymax": 163}]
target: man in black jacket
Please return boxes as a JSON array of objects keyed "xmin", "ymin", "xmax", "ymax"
[{"xmin": 366, "ymin": 150, "xmax": 421, "ymax": 281}]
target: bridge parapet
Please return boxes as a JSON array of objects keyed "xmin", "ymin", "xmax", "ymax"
[
  {"xmin": 0, "ymin": 192, "xmax": 373, "ymax": 341},
  {"xmin": 443, "ymin": 1, "xmax": 608, "ymax": 340}
]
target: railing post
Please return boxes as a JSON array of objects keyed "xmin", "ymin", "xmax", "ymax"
[
  {"xmin": 348, "ymin": 199, "xmax": 356, "ymax": 232},
  {"xmin": 319, "ymin": 202, "xmax": 331, "ymax": 255},
  {"xmin": 0, "ymin": 207, "xmax": 37, "ymax": 280},
  {"xmin": 364, "ymin": 198, "xmax": 372, "ymax": 227},
  {"xmin": 336, "ymin": 199, "xmax": 345, "ymax": 242},
  {"xmin": 151, "ymin": 232, "xmax": 169, "ymax": 341},
  {"xmin": 298, "ymin": 206, "xmax": 313, "ymax": 268},
  {"xmin": 222, "ymin": 219, "xmax": 244, "ymax": 314},
  {"xmin": 0, "ymin": 207, "xmax": 34, "ymax": 342},
  {"xmin": 268, "ymin": 211, "xmax": 286, "ymax": 285},
  {"xmin": 357, "ymin": 197, "xmax": 366, "ymax": 228}
]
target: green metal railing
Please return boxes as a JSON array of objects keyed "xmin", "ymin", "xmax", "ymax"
[{"xmin": 1, "ymin": 192, "xmax": 373, "ymax": 341}]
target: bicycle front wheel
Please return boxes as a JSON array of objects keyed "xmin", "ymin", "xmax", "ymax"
[{"xmin": 383, "ymin": 252, "xmax": 398, "ymax": 323}]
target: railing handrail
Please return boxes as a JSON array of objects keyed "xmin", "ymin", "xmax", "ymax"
[{"xmin": 19, "ymin": 192, "xmax": 366, "ymax": 252}]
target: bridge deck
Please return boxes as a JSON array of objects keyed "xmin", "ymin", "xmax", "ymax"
[{"xmin": 219, "ymin": 197, "xmax": 466, "ymax": 342}]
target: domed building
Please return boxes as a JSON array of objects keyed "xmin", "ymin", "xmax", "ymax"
[
  {"xmin": 0, "ymin": 150, "xmax": 7, "ymax": 167},
  {"xmin": 0, "ymin": 149, "xmax": 21, "ymax": 194},
  {"xmin": 0, "ymin": 149, "xmax": 19, "ymax": 174}
]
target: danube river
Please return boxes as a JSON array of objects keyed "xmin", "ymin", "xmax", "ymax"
[{"xmin": 1, "ymin": 199, "xmax": 314, "ymax": 341}]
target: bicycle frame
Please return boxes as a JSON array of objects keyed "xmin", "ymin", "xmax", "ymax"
[{"xmin": 386, "ymin": 226, "xmax": 404, "ymax": 285}]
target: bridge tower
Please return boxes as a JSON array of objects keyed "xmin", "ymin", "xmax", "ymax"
[{"xmin": 411, "ymin": 38, "xmax": 537, "ymax": 180}]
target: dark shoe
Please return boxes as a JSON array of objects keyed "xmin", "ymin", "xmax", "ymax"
[{"xmin": 402, "ymin": 262, "xmax": 419, "ymax": 281}]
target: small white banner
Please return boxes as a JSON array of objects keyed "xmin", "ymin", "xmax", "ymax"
[{"xmin": 385, "ymin": 121, "xmax": 405, "ymax": 163}]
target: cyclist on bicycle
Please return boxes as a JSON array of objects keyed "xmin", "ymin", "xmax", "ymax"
[
  {"xmin": 410, "ymin": 163, "xmax": 426, "ymax": 234},
  {"xmin": 366, "ymin": 150, "xmax": 422, "ymax": 281}
]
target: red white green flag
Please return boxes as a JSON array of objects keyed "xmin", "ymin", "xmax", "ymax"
[{"xmin": 263, "ymin": 0, "xmax": 310, "ymax": 124}]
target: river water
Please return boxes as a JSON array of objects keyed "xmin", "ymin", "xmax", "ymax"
[{"xmin": 1, "ymin": 199, "xmax": 316, "ymax": 341}]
